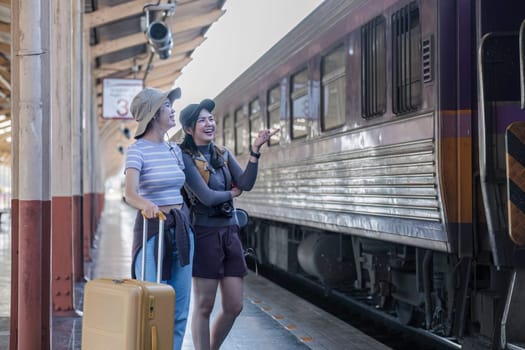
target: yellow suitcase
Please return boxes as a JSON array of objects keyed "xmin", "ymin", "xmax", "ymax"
[{"xmin": 82, "ymin": 213, "xmax": 175, "ymax": 350}]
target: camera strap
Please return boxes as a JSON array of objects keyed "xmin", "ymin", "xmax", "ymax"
[
  {"xmin": 182, "ymin": 146, "xmax": 232, "ymax": 213},
  {"xmin": 184, "ymin": 145, "xmax": 229, "ymax": 185}
]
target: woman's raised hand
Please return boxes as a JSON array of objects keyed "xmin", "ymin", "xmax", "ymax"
[{"xmin": 252, "ymin": 128, "xmax": 280, "ymax": 151}]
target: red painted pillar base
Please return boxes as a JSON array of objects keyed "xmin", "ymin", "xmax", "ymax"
[
  {"xmin": 52, "ymin": 196, "xmax": 81, "ymax": 317},
  {"xmin": 83, "ymin": 193, "xmax": 92, "ymax": 262},
  {"xmin": 9, "ymin": 200, "xmax": 18, "ymax": 350},
  {"xmin": 73, "ymin": 195, "xmax": 83, "ymax": 281},
  {"xmin": 14, "ymin": 199, "xmax": 51, "ymax": 350},
  {"xmin": 97, "ymin": 192, "xmax": 104, "ymax": 223}
]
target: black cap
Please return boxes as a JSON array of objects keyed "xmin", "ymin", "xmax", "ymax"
[{"xmin": 179, "ymin": 98, "xmax": 215, "ymax": 129}]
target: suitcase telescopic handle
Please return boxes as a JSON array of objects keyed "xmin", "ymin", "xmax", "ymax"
[
  {"xmin": 140, "ymin": 211, "xmax": 167, "ymax": 283},
  {"xmin": 151, "ymin": 325, "xmax": 158, "ymax": 350}
]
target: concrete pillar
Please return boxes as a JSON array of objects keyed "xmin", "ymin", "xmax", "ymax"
[
  {"xmin": 82, "ymin": 29, "xmax": 94, "ymax": 262},
  {"xmin": 72, "ymin": 0, "xmax": 84, "ymax": 281},
  {"xmin": 11, "ymin": 0, "xmax": 52, "ymax": 348},
  {"xmin": 50, "ymin": 0, "xmax": 77, "ymax": 316}
]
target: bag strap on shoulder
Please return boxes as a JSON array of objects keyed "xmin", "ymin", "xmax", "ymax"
[{"xmin": 183, "ymin": 145, "xmax": 228, "ymax": 184}]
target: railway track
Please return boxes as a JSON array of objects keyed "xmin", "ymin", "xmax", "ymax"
[{"xmin": 250, "ymin": 260, "xmax": 461, "ymax": 350}]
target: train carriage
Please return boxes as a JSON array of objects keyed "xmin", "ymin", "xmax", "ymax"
[{"xmin": 210, "ymin": 0, "xmax": 525, "ymax": 348}]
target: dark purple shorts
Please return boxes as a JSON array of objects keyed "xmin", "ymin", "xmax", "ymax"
[{"xmin": 192, "ymin": 225, "xmax": 247, "ymax": 279}]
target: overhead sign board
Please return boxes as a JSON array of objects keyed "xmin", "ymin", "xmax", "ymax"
[{"xmin": 102, "ymin": 78, "xmax": 143, "ymax": 119}]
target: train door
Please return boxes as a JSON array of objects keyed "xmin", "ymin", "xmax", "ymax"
[
  {"xmin": 478, "ymin": 32, "xmax": 524, "ymax": 268},
  {"xmin": 478, "ymin": 20, "xmax": 525, "ymax": 349}
]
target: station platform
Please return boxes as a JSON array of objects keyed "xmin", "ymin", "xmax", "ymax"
[{"xmin": 0, "ymin": 197, "xmax": 391, "ymax": 350}]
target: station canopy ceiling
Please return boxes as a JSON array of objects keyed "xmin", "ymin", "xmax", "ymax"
[{"xmin": 0, "ymin": 0, "xmax": 225, "ymax": 179}]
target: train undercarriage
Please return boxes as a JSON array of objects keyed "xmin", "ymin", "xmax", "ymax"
[{"xmin": 241, "ymin": 218, "xmax": 524, "ymax": 349}]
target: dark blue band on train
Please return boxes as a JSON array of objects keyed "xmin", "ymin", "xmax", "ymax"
[
  {"xmin": 509, "ymin": 180, "xmax": 525, "ymax": 214},
  {"xmin": 507, "ymin": 129, "xmax": 525, "ymax": 167}
]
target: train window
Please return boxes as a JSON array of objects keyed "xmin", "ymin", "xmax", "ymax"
[
  {"xmin": 321, "ymin": 45, "xmax": 346, "ymax": 130},
  {"xmin": 249, "ymin": 99, "xmax": 263, "ymax": 147},
  {"xmin": 290, "ymin": 68, "xmax": 308, "ymax": 139},
  {"xmin": 223, "ymin": 114, "xmax": 234, "ymax": 151},
  {"xmin": 361, "ymin": 16, "xmax": 387, "ymax": 118},
  {"xmin": 267, "ymin": 85, "xmax": 281, "ymax": 146},
  {"xmin": 234, "ymin": 107, "xmax": 248, "ymax": 155},
  {"xmin": 392, "ymin": 1, "xmax": 421, "ymax": 114}
]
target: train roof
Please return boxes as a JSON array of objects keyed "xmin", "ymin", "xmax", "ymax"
[{"xmin": 214, "ymin": 0, "xmax": 363, "ymax": 104}]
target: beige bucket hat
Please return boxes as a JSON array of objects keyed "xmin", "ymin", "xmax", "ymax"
[{"xmin": 130, "ymin": 87, "xmax": 181, "ymax": 139}]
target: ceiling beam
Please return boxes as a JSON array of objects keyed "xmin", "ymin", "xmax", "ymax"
[
  {"xmin": 0, "ymin": 42, "xmax": 8, "ymax": 53},
  {"xmin": 0, "ymin": 21, "xmax": 9, "ymax": 34},
  {"xmin": 93, "ymin": 34, "xmax": 204, "ymax": 63},
  {"xmin": 90, "ymin": 9, "xmax": 221, "ymax": 58},
  {"xmin": 137, "ymin": 57, "xmax": 191, "ymax": 81},
  {"xmin": 0, "ymin": 67, "xmax": 9, "ymax": 80},
  {"xmin": 94, "ymin": 57, "xmax": 149, "ymax": 79},
  {"xmin": 0, "ymin": 72, "xmax": 10, "ymax": 92},
  {"xmin": 94, "ymin": 54, "xmax": 190, "ymax": 80},
  {"xmin": 95, "ymin": 52, "xmax": 186, "ymax": 74},
  {"xmin": 84, "ymin": 0, "xmax": 144, "ymax": 30},
  {"xmin": 175, "ymin": 1, "xmax": 218, "ymax": 18},
  {"xmin": 0, "ymin": 53, "xmax": 9, "ymax": 67},
  {"xmin": 0, "ymin": 4, "xmax": 10, "ymax": 24},
  {"xmin": 170, "ymin": 36, "xmax": 206, "ymax": 56},
  {"xmin": 84, "ymin": 1, "xmax": 222, "ymax": 30},
  {"xmin": 170, "ymin": 9, "xmax": 225, "ymax": 35},
  {"xmin": 150, "ymin": 53, "xmax": 187, "ymax": 65},
  {"xmin": 145, "ymin": 71, "xmax": 182, "ymax": 88},
  {"xmin": 91, "ymin": 31, "xmax": 144, "ymax": 58}
]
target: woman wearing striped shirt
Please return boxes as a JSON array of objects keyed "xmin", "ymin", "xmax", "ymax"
[{"xmin": 124, "ymin": 87, "xmax": 194, "ymax": 350}]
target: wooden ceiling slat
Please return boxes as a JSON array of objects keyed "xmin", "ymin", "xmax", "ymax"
[
  {"xmin": 91, "ymin": 31, "xmax": 144, "ymax": 57},
  {"xmin": 0, "ymin": 21, "xmax": 9, "ymax": 34},
  {"xmin": 0, "ymin": 42, "xmax": 8, "ymax": 53},
  {"xmin": 148, "ymin": 53, "xmax": 188, "ymax": 68},
  {"xmin": 145, "ymin": 71, "xmax": 182, "ymax": 87},
  {"xmin": 171, "ymin": 9, "xmax": 225, "ymax": 35},
  {"xmin": 84, "ymin": 0, "xmax": 221, "ymax": 30},
  {"xmin": 0, "ymin": 67, "xmax": 9, "ymax": 80},
  {"xmin": 170, "ymin": 36, "xmax": 206, "ymax": 55},
  {"xmin": 94, "ymin": 58, "xmax": 149, "ymax": 79},
  {"xmin": 84, "ymin": 0, "xmax": 144, "ymax": 30},
  {"xmin": 96, "ymin": 57, "xmax": 148, "ymax": 73},
  {"xmin": 94, "ymin": 54, "xmax": 190, "ymax": 80},
  {"xmin": 140, "ymin": 57, "xmax": 191, "ymax": 80},
  {"xmin": 0, "ymin": 53, "xmax": 9, "ymax": 67},
  {"xmin": 0, "ymin": 5, "xmax": 10, "ymax": 24},
  {"xmin": 0, "ymin": 73, "xmax": 10, "ymax": 92},
  {"xmin": 95, "ymin": 34, "xmax": 204, "ymax": 66},
  {"xmin": 95, "ymin": 54, "xmax": 186, "ymax": 78}
]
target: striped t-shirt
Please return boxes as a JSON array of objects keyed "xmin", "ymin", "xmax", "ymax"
[{"xmin": 125, "ymin": 139, "xmax": 185, "ymax": 206}]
